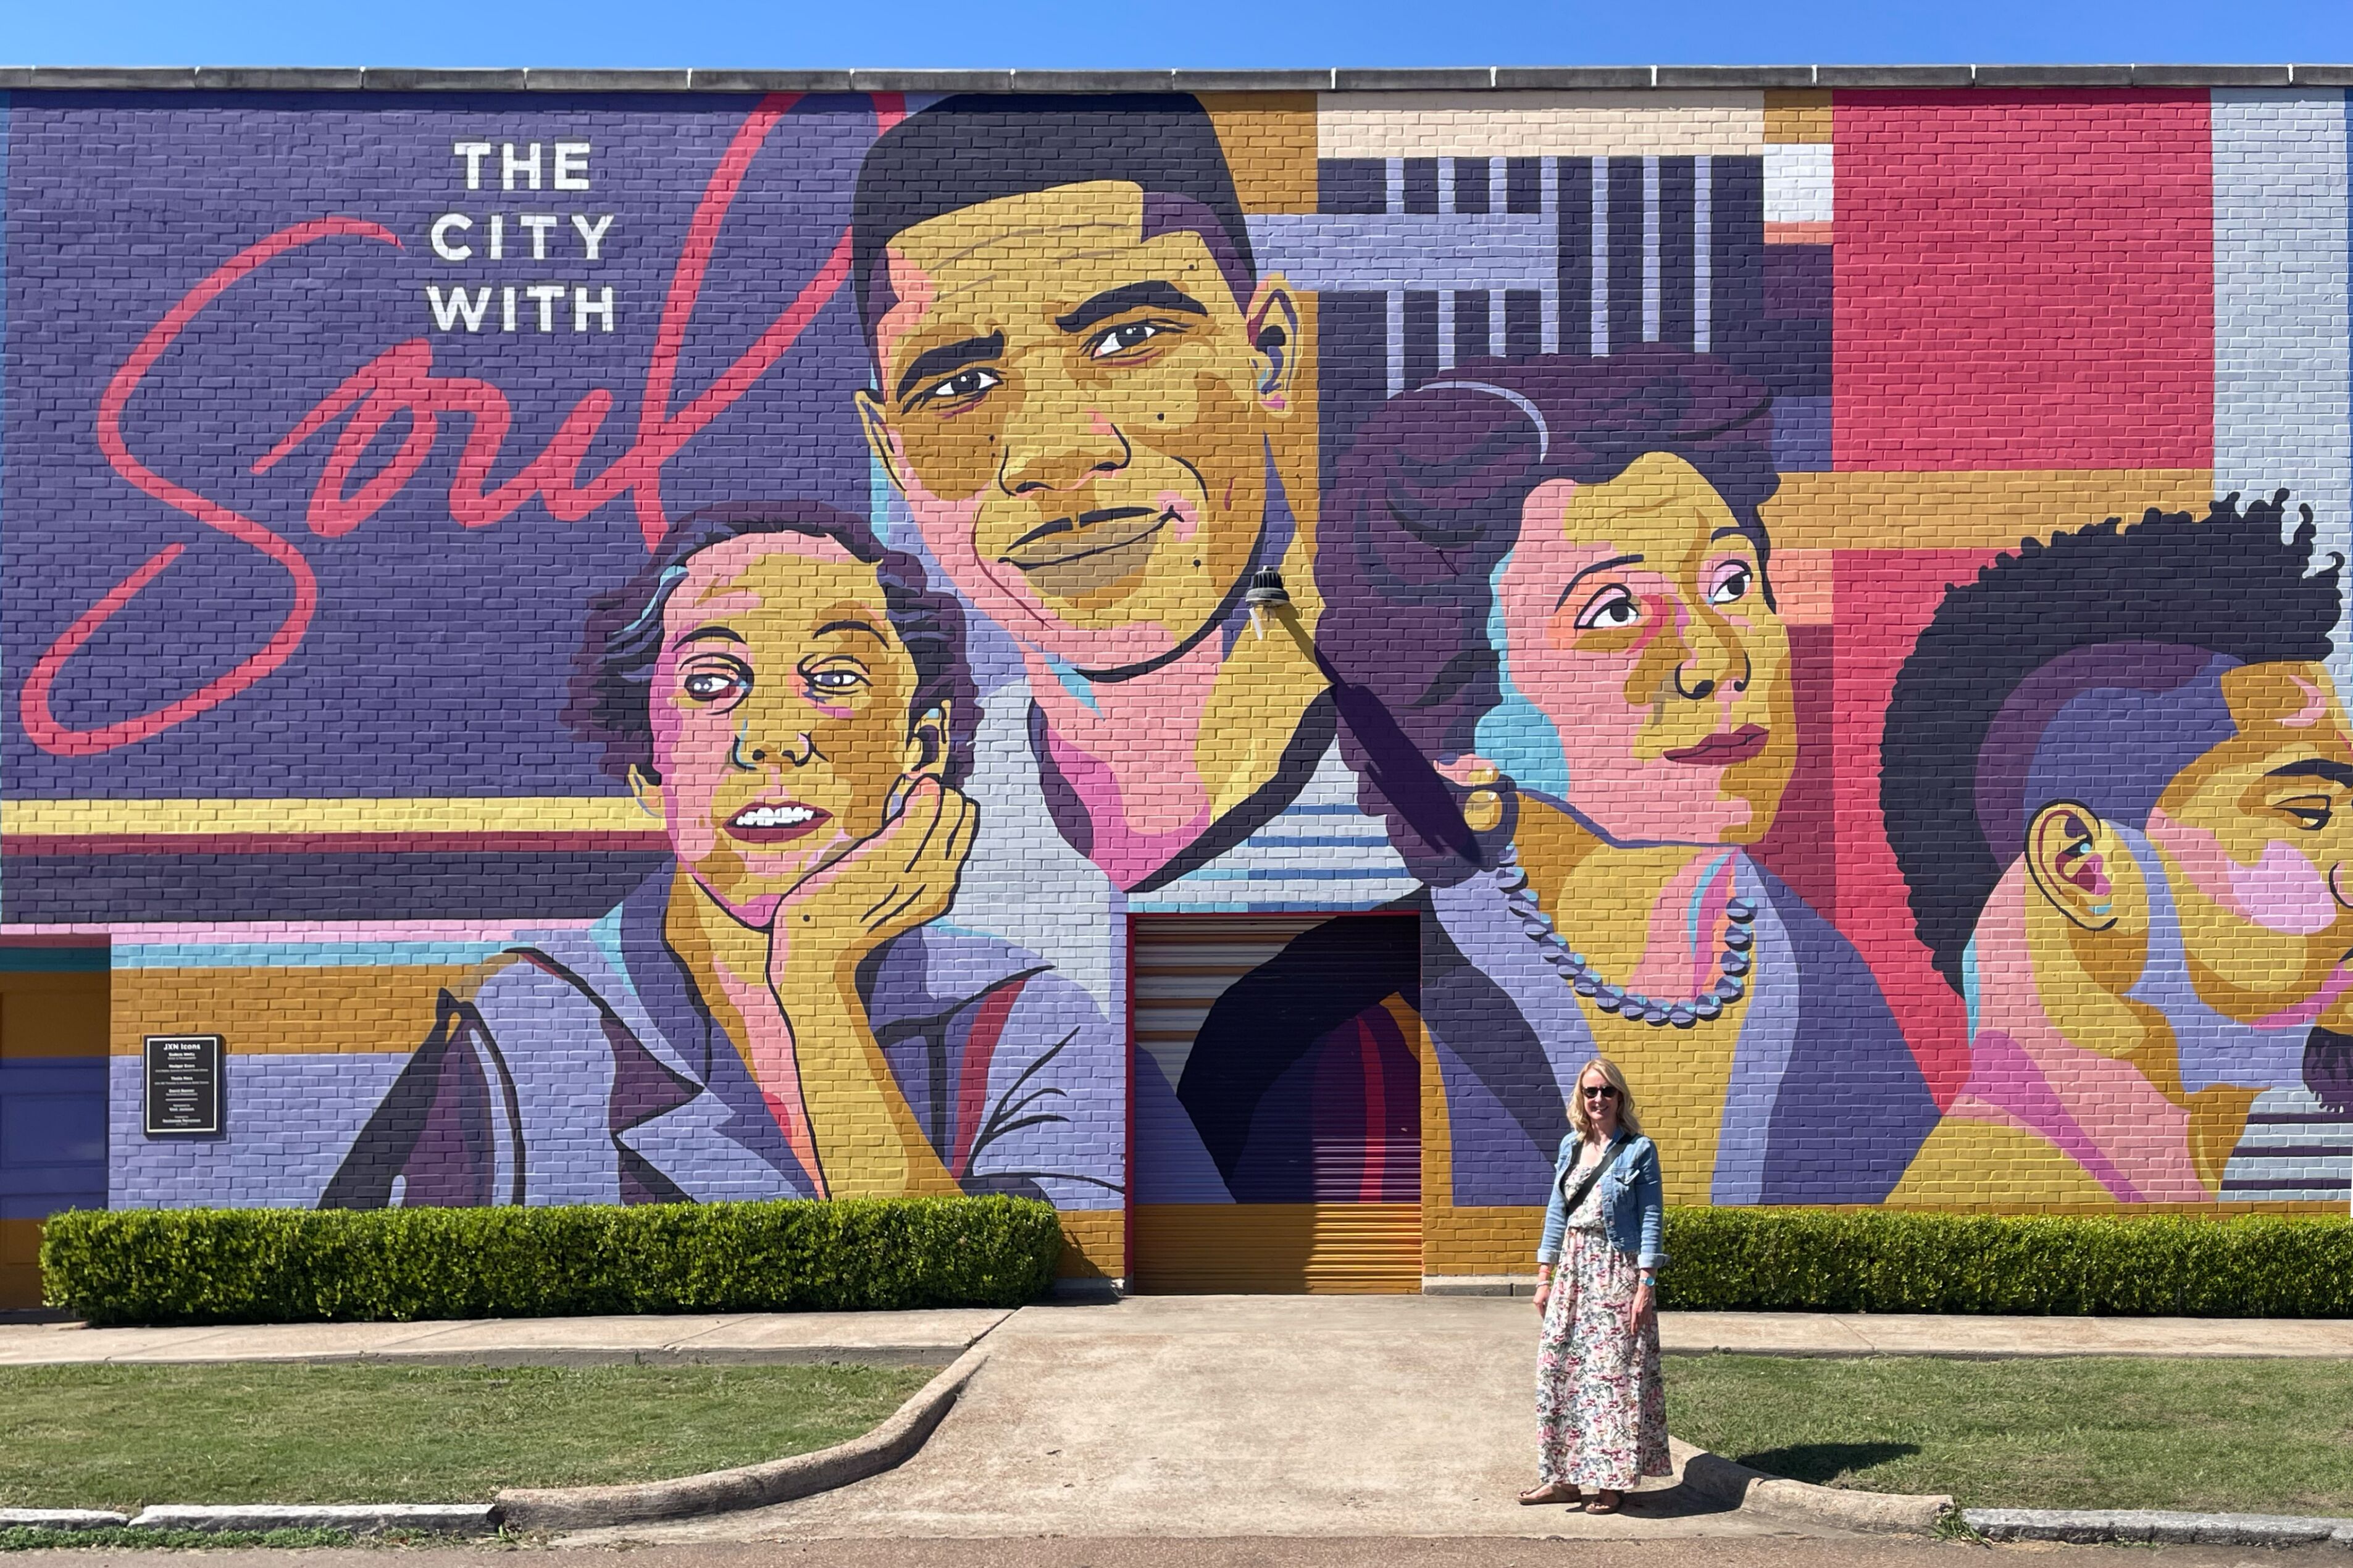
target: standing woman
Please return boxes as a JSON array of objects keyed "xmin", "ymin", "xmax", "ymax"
[{"xmin": 1521, "ymin": 1057, "xmax": 1670, "ymax": 1512}]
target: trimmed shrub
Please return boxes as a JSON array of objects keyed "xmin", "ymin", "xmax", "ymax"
[
  {"xmin": 40, "ymin": 1196, "xmax": 1062, "ymax": 1326},
  {"xmin": 1659, "ymin": 1208, "xmax": 2353, "ymax": 1317}
]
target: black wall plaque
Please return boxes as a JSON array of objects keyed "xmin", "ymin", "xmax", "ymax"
[{"xmin": 143, "ymin": 1035, "xmax": 223, "ymax": 1135}]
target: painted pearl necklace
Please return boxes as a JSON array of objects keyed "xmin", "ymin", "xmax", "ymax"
[{"xmin": 1492, "ymin": 843, "xmax": 1756, "ymax": 1028}]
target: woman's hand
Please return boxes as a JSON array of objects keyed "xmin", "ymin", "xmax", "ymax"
[
  {"xmin": 1621, "ymin": 1278, "xmax": 1655, "ymax": 1335},
  {"xmin": 754, "ymin": 776, "xmax": 977, "ymax": 1199},
  {"xmin": 766, "ymin": 777, "xmax": 978, "ymax": 996},
  {"xmin": 1533, "ymin": 1268, "xmax": 1552, "ymax": 1315}
]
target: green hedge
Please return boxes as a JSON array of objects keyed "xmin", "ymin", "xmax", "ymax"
[
  {"xmin": 1659, "ymin": 1208, "xmax": 2353, "ymax": 1317},
  {"xmin": 40, "ymin": 1196, "xmax": 1062, "ymax": 1326}
]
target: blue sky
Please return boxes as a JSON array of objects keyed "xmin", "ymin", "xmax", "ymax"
[{"xmin": 6, "ymin": 0, "xmax": 2352, "ymax": 70}]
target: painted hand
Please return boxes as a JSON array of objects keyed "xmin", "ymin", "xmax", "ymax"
[{"xmin": 766, "ymin": 777, "xmax": 979, "ymax": 993}]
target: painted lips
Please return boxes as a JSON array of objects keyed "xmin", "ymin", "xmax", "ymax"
[
  {"xmin": 1000, "ymin": 507, "xmax": 1173, "ymax": 598},
  {"xmin": 1664, "ymin": 725, "xmax": 1770, "ymax": 766},
  {"xmin": 724, "ymin": 801, "xmax": 830, "ymax": 846}
]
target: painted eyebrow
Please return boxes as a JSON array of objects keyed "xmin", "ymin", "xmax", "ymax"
[
  {"xmin": 811, "ymin": 619, "xmax": 890, "ymax": 644},
  {"xmin": 1554, "ymin": 554, "xmax": 1644, "ymax": 612},
  {"xmin": 895, "ymin": 332, "xmax": 1006, "ymax": 404},
  {"xmin": 673, "ymin": 625, "xmax": 745, "ymax": 649},
  {"xmin": 2266, "ymin": 759, "xmax": 2353, "ymax": 788},
  {"xmin": 1710, "ymin": 525, "xmax": 1766, "ymax": 546},
  {"xmin": 1054, "ymin": 280, "xmax": 1208, "ymax": 336}
]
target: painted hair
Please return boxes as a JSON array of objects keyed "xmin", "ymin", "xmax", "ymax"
[
  {"xmin": 1314, "ymin": 346, "xmax": 1779, "ymax": 883},
  {"xmin": 1566, "ymin": 1056, "xmax": 1645, "ymax": 1139},
  {"xmin": 566, "ymin": 501, "xmax": 981, "ymax": 789},
  {"xmin": 850, "ymin": 92, "xmax": 1256, "ymax": 356},
  {"xmin": 1881, "ymin": 492, "xmax": 2341, "ymax": 994}
]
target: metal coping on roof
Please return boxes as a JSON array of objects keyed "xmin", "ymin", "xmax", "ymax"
[{"xmin": 0, "ymin": 64, "xmax": 2336, "ymax": 91}]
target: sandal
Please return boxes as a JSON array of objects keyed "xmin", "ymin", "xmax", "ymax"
[
  {"xmin": 1517, "ymin": 1481, "xmax": 1584, "ymax": 1506},
  {"xmin": 1586, "ymin": 1490, "xmax": 1624, "ymax": 1514}
]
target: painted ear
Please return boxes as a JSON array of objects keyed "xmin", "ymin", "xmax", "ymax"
[
  {"xmin": 855, "ymin": 388, "xmax": 913, "ymax": 496},
  {"xmin": 903, "ymin": 704, "xmax": 951, "ymax": 781},
  {"xmin": 2024, "ymin": 801, "xmax": 2125, "ymax": 932},
  {"xmin": 626, "ymin": 763, "xmax": 667, "ymax": 822},
  {"xmin": 1246, "ymin": 275, "xmax": 1300, "ymax": 409}
]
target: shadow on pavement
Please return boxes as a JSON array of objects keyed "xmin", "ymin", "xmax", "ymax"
[
  {"xmin": 1555, "ymin": 1473, "xmax": 1752, "ymax": 1521},
  {"xmin": 1726, "ymin": 1442, "xmax": 1922, "ymax": 1485}
]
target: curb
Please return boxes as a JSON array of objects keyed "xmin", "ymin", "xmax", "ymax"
[
  {"xmin": 127, "ymin": 1504, "xmax": 497, "ymax": 1535},
  {"xmin": 494, "ymin": 1340, "xmax": 989, "ymax": 1530},
  {"xmin": 1668, "ymin": 1438, "xmax": 1952, "ymax": 1535},
  {"xmin": 2, "ymin": 1505, "xmax": 496, "ymax": 1535},
  {"xmin": 1965, "ymin": 1508, "xmax": 2353, "ymax": 1548},
  {"xmin": 0, "ymin": 1511, "xmax": 132, "ymax": 1530}
]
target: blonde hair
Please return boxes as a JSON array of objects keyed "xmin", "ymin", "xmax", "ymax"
[{"xmin": 1567, "ymin": 1056, "xmax": 1644, "ymax": 1138}]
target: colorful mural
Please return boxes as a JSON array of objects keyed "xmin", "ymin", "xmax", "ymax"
[{"xmin": 4, "ymin": 81, "xmax": 2351, "ymax": 1291}]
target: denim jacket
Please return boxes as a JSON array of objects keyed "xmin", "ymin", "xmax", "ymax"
[{"xmin": 1536, "ymin": 1131, "xmax": 1666, "ymax": 1271}]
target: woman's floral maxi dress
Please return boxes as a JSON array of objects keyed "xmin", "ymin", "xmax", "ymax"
[{"xmin": 1536, "ymin": 1145, "xmax": 1671, "ymax": 1490}]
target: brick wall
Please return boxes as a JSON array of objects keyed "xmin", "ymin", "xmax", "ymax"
[{"xmin": 1, "ymin": 83, "xmax": 2346, "ymax": 1291}]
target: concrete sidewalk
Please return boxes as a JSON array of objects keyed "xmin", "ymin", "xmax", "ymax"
[
  {"xmin": 1658, "ymin": 1309, "xmax": 2353, "ymax": 1358},
  {"xmin": 0, "ymin": 1301, "xmax": 2344, "ymax": 1367},
  {"xmin": 0, "ymin": 1307, "xmax": 1008, "ymax": 1367},
  {"xmin": 567, "ymin": 1295, "xmax": 1810, "ymax": 1543}
]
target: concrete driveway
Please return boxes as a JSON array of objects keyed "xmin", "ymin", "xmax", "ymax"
[{"xmin": 574, "ymin": 1295, "xmax": 1829, "ymax": 1543}]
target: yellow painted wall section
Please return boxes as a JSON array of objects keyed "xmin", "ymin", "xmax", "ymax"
[
  {"xmin": 2, "ymin": 973, "xmax": 109, "ymax": 1059},
  {"xmin": 113, "ymin": 968, "xmax": 474, "ymax": 1056},
  {"xmin": 0, "ymin": 1220, "xmax": 46, "ymax": 1311}
]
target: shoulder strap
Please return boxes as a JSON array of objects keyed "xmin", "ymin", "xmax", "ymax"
[{"xmin": 1557, "ymin": 1132, "xmax": 1634, "ymax": 1216}]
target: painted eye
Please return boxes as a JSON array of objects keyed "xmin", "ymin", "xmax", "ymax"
[
  {"xmin": 805, "ymin": 665, "xmax": 869, "ymax": 694},
  {"xmin": 2281, "ymin": 796, "xmax": 2334, "ymax": 831},
  {"xmin": 681, "ymin": 668, "xmax": 746, "ymax": 703},
  {"xmin": 1090, "ymin": 320, "xmax": 1170, "ymax": 358},
  {"xmin": 914, "ymin": 367, "xmax": 1001, "ymax": 407},
  {"xmin": 1709, "ymin": 564, "xmax": 1754, "ymax": 606},
  {"xmin": 1574, "ymin": 588, "xmax": 1642, "ymax": 632}
]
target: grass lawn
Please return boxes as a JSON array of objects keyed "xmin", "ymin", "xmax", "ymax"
[
  {"xmin": 0, "ymin": 1361, "xmax": 932, "ymax": 1512},
  {"xmin": 1665, "ymin": 1354, "xmax": 2353, "ymax": 1517}
]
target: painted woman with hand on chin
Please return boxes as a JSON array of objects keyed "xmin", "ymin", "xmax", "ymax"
[
  {"xmin": 1311, "ymin": 349, "xmax": 1937, "ymax": 1211},
  {"xmin": 327, "ymin": 503, "xmax": 1119, "ymax": 1209}
]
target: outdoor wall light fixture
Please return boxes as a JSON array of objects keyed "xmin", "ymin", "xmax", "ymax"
[{"xmin": 1243, "ymin": 565, "xmax": 1290, "ymax": 637}]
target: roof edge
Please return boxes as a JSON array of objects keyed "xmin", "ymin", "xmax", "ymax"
[{"xmin": 0, "ymin": 64, "xmax": 2333, "ymax": 91}]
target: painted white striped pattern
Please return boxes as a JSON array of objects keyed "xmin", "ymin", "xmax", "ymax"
[
  {"xmin": 1127, "ymin": 743, "xmax": 1418, "ymax": 914},
  {"xmin": 2219, "ymin": 1086, "xmax": 2353, "ymax": 1204}
]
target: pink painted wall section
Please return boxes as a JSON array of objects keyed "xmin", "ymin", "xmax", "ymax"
[
  {"xmin": 1833, "ymin": 548, "xmax": 2000, "ymax": 1107},
  {"xmin": 1833, "ymin": 90, "xmax": 2215, "ymax": 472}
]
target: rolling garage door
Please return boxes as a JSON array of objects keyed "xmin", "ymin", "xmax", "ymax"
[{"xmin": 1131, "ymin": 913, "xmax": 1421, "ymax": 1293}]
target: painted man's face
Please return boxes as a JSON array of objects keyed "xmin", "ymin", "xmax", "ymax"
[
  {"xmin": 856, "ymin": 180, "xmax": 1295, "ymax": 673},
  {"xmin": 632, "ymin": 533, "xmax": 942, "ymax": 930},
  {"xmin": 2144, "ymin": 662, "xmax": 2353, "ymax": 1031},
  {"xmin": 1494, "ymin": 453, "xmax": 1795, "ymax": 844}
]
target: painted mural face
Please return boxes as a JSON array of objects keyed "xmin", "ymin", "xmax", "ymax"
[
  {"xmin": 856, "ymin": 180, "xmax": 1294, "ymax": 672},
  {"xmin": 630, "ymin": 533, "xmax": 940, "ymax": 931},
  {"xmin": 2139, "ymin": 663, "xmax": 2353, "ymax": 1026},
  {"xmin": 1494, "ymin": 453, "xmax": 1795, "ymax": 845}
]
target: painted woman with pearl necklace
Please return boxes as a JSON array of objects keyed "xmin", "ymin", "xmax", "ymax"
[{"xmin": 1305, "ymin": 349, "xmax": 1940, "ymax": 1212}]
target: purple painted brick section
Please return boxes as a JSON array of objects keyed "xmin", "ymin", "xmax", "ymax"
[{"xmin": 109, "ymin": 1053, "xmax": 408, "ymax": 1209}]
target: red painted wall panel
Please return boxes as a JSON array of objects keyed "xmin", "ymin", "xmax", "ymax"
[{"xmin": 1834, "ymin": 90, "xmax": 2214, "ymax": 472}]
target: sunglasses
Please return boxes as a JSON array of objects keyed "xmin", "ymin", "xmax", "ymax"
[{"xmin": 1580, "ymin": 1084, "xmax": 1620, "ymax": 1100}]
